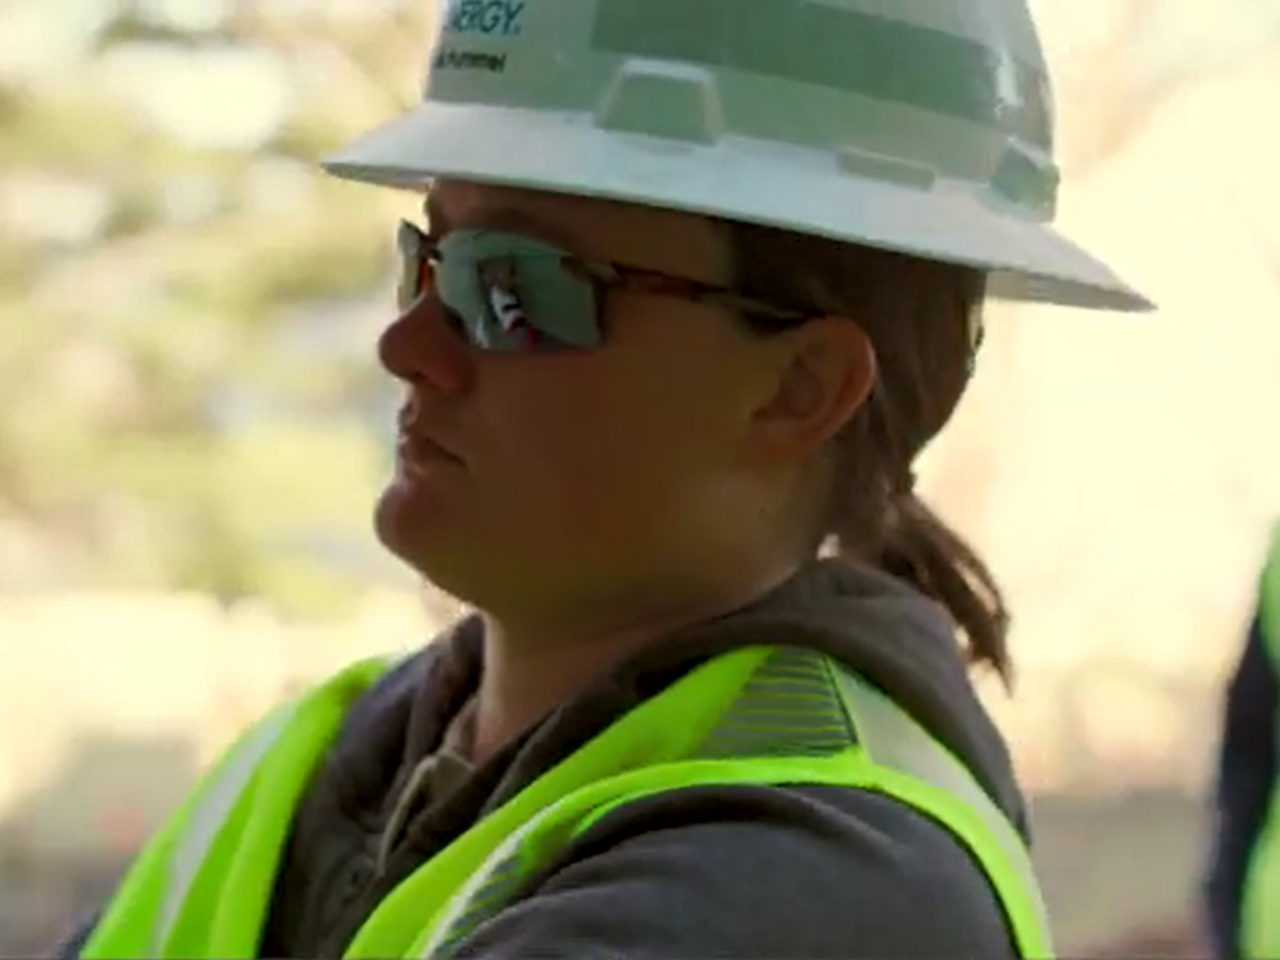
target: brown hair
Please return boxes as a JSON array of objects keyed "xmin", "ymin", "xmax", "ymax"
[{"xmin": 728, "ymin": 222, "xmax": 1011, "ymax": 685}]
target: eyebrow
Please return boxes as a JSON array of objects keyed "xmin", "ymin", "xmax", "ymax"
[{"xmin": 423, "ymin": 193, "xmax": 586, "ymax": 252}]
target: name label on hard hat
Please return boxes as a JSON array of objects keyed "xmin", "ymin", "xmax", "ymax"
[{"xmin": 443, "ymin": 0, "xmax": 525, "ymax": 37}]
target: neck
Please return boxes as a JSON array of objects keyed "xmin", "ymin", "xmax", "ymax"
[{"xmin": 469, "ymin": 563, "xmax": 797, "ymax": 765}]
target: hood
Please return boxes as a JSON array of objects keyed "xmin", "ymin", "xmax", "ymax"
[{"xmin": 620, "ymin": 557, "xmax": 1029, "ymax": 838}]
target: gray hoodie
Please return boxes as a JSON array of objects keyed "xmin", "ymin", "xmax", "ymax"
[{"xmin": 61, "ymin": 558, "xmax": 1030, "ymax": 958}]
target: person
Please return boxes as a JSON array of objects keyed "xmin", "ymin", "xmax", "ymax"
[
  {"xmin": 1204, "ymin": 520, "xmax": 1280, "ymax": 958},
  {"xmin": 61, "ymin": 0, "xmax": 1152, "ymax": 957}
]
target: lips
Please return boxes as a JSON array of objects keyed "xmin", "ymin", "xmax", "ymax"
[
  {"xmin": 398, "ymin": 431, "xmax": 462, "ymax": 466},
  {"xmin": 395, "ymin": 393, "xmax": 465, "ymax": 468},
  {"xmin": 396, "ymin": 410, "xmax": 466, "ymax": 474}
]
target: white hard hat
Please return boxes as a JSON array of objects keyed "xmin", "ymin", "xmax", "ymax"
[{"xmin": 324, "ymin": 0, "xmax": 1152, "ymax": 313}]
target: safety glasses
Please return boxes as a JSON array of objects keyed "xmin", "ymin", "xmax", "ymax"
[{"xmin": 396, "ymin": 220, "xmax": 812, "ymax": 353}]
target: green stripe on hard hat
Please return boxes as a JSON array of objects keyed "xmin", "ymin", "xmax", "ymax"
[
  {"xmin": 592, "ymin": 0, "xmax": 1053, "ymax": 154},
  {"xmin": 323, "ymin": 0, "xmax": 1153, "ymax": 314}
]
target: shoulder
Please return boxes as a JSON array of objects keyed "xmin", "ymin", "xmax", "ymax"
[
  {"xmin": 450, "ymin": 782, "xmax": 1018, "ymax": 959},
  {"xmin": 1261, "ymin": 523, "xmax": 1280, "ymax": 662},
  {"xmin": 1225, "ymin": 613, "xmax": 1279, "ymax": 716}
]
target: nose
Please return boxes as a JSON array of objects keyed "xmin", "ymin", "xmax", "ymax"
[{"xmin": 377, "ymin": 296, "xmax": 473, "ymax": 396}]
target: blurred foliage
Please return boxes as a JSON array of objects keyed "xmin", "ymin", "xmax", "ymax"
[{"xmin": 0, "ymin": 0, "xmax": 430, "ymax": 617}]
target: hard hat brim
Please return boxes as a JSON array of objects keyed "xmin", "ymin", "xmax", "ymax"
[{"xmin": 323, "ymin": 102, "xmax": 1154, "ymax": 314}]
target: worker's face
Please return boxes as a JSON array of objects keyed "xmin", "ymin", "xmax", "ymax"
[{"xmin": 374, "ymin": 179, "xmax": 873, "ymax": 628}]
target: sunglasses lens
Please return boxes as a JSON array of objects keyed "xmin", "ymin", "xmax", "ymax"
[
  {"xmin": 411, "ymin": 229, "xmax": 603, "ymax": 352},
  {"xmin": 396, "ymin": 221, "xmax": 429, "ymax": 313}
]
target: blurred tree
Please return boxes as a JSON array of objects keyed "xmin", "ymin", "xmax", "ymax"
[{"xmin": 0, "ymin": 2, "xmax": 428, "ymax": 617}]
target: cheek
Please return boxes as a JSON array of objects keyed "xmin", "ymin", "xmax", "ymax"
[{"xmin": 481, "ymin": 360, "xmax": 719, "ymax": 542}]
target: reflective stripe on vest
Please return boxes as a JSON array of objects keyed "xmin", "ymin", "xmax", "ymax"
[
  {"xmin": 81, "ymin": 646, "xmax": 1054, "ymax": 959},
  {"xmin": 1241, "ymin": 521, "xmax": 1280, "ymax": 958},
  {"xmin": 80, "ymin": 654, "xmax": 397, "ymax": 959}
]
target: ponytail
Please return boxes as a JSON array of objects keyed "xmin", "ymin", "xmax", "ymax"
[
  {"xmin": 822, "ymin": 360, "xmax": 1012, "ymax": 687},
  {"xmin": 864, "ymin": 491, "xmax": 1011, "ymax": 685}
]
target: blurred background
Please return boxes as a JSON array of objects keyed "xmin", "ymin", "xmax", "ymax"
[{"xmin": 2, "ymin": 0, "xmax": 1280, "ymax": 954}]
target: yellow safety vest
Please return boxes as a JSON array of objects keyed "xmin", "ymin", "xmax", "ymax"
[
  {"xmin": 80, "ymin": 645, "xmax": 1054, "ymax": 958},
  {"xmin": 1242, "ymin": 521, "xmax": 1280, "ymax": 958}
]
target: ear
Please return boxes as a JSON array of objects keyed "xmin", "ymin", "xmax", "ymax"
[{"xmin": 746, "ymin": 316, "xmax": 877, "ymax": 466}]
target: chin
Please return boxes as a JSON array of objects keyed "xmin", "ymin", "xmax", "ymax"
[
  {"xmin": 373, "ymin": 484, "xmax": 488, "ymax": 602},
  {"xmin": 373, "ymin": 480, "xmax": 595, "ymax": 615},
  {"xmin": 375, "ymin": 483, "xmax": 444, "ymax": 569}
]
